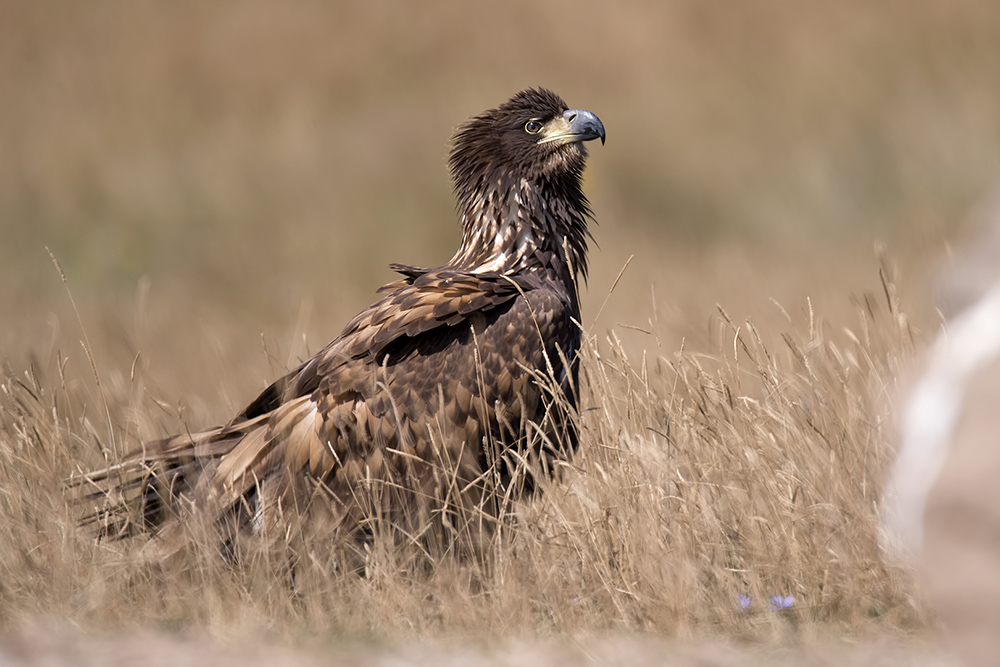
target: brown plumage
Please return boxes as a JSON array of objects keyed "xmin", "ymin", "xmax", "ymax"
[{"xmin": 77, "ymin": 88, "xmax": 605, "ymax": 554}]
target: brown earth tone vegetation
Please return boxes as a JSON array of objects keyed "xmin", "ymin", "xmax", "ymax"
[{"xmin": 2, "ymin": 1, "xmax": 999, "ymax": 663}]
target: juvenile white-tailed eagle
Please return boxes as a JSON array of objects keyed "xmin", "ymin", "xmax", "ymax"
[{"xmin": 80, "ymin": 88, "xmax": 605, "ymax": 552}]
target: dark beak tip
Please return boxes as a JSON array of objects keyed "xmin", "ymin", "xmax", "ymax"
[{"xmin": 563, "ymin": 108, "xmax": 605, "ymax": 146}]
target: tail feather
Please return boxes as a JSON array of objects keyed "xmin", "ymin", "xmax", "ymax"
[
  {"xmin": 71, "ymin": 427, "xmax": 255, "ymax": 540},
  {"xmin": 70, "ymin": 397, "xmax": 325, "ymax": 545}
]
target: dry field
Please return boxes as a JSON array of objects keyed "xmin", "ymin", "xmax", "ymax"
[{"xmin": 2, "ymin": 1, "xmax": 999, "ymax": 663}]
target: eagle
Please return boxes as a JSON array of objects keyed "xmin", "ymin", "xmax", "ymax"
[{"xmin": 79, "ymin": 88, "xmax": 605, "ymax": 557}]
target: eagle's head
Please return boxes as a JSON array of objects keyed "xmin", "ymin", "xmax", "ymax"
[{"xmin": 449, "ymin": 88, "xmax": 605, "ymax": 197}]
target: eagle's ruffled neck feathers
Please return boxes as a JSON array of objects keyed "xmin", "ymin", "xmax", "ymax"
[{"xmin": 448, "ymin": 174, "xmax": 592, "ymax": 288}]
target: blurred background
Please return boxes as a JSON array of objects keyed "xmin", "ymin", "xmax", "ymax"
[{"xmin": 2, "ymin": 0, "xmax": 998, "ymax": 419}]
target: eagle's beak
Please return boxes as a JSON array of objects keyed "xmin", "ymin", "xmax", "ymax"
[{"xmin": 538, "ymin": 109, "xmax": 606, "ymax": 146}]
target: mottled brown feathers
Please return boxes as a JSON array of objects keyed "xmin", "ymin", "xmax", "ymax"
[{"xmin": 77, "ymin": 89, "xmax": 604, "ymax": 552}]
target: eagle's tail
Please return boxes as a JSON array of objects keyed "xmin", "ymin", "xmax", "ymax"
[
  {"xmin": 70, "ymin": 409, "xmax": 278, "ymax": 542},
  {"xmin": 71, "ymin": 395, "xmax": 336, "ymax": 551}
]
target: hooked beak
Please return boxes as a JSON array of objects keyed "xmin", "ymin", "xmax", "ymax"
[{"xmin": 537, "ymin": 109, "xmax": 606, "ymax": 146}]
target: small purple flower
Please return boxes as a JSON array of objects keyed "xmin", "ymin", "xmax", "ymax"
[
  {"xmin": 769, "ymin": 594, "xmax": 794, "ymax": 611},
  {"xmin": 737, "ymin": 593, "xmax": 754, "ymax": 612}
]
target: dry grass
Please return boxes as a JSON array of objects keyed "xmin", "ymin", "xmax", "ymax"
[{"xmin": 0, "ymin": 253, "xmax": 926, "ymax": 644}]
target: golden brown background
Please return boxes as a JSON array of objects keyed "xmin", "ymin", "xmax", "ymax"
[{"xmin": 1, "ymin": 2, "xmax": 998, "ymax": 662}]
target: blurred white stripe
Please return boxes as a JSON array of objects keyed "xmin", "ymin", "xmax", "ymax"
[{"xmin": 880, "ymin": 281, "xmax": 1000, "ymax": 557}]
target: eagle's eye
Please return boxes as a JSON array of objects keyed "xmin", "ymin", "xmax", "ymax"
[{"xmin": 524, "ymin": 120, "xmax": 544, "ymax": 135}]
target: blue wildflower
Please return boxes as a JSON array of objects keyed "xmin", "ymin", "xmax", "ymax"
[
  {"xmin": 737, "ymin": 593, "xmax": 754, "ymax": 612},
  {"xmin": 769, "ymin": 594, "xmax": 794, "ymax": 611}
]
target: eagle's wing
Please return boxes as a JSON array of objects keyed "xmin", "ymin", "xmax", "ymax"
[{"xmin": 79, "ymin": 270, "xmax": 579, "ymax": 540}]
